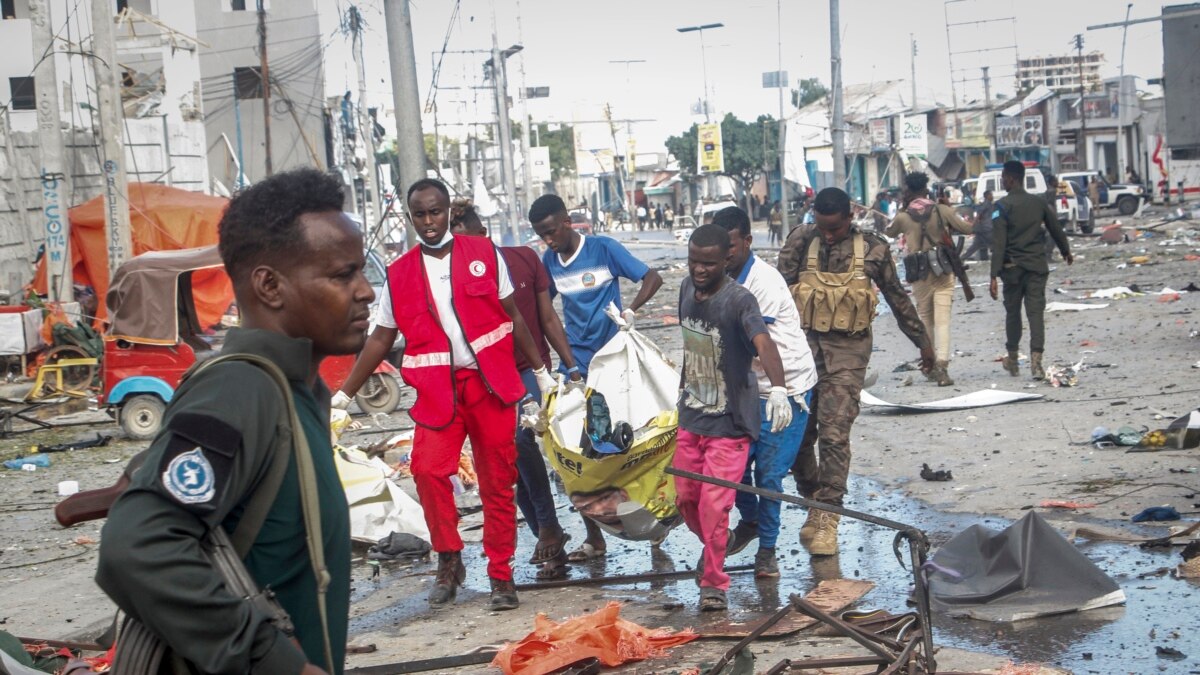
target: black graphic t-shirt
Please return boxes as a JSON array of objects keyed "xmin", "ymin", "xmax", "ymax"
[{"xmin": 678, "ymin": 277, "xmax": 768, "ymax": 440}]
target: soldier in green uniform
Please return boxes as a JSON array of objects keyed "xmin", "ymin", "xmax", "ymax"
[
  {"xmin": 989, "ymin": 160, "xmax": 1073, "ymax": 381},
  {"xmin": 778, "ymin": 188, "xmax": 933, "ymax": 556},
  {"xmin": 96, "ymin": 169, "xmax": 374, "ymax": 674}
]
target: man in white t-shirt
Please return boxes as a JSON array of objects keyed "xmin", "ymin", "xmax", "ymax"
[
  {"xmin": 714, "ymin": 207, "xmax": 817, "ymax": 578},
  {"xmin": 336, "ymin": 179, "xmax": 556, "ymax": 612}
]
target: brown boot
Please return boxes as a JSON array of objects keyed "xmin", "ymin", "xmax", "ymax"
[
  {"xmin": 1001, "ymin": 351, "xmax": 1020, "ymax": 377},
  {"xmin": 488, "ymin": 577, "xmax": 520, "ymax": 611},
  {"xmin": 428, "ymin": 551, "xmax": 466, "ymax": 606},
  {"xmin": 799, "ymin": 509, "xmax": 820, "ymax": 544},
  {"xmin": 1031, "ymin": 352, "xmax": 1046, "ymax": 381},
  {"xmin": 806, "ymin": 511, "xmax": 842, "ymax": 557},
  {"xmin": 933, "ymin": 360, "xmax": 954, "ymax": 386}
]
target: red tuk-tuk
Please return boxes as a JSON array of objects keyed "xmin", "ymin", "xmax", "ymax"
[{"xmin": 103, "ymin": 245, "xmax": 402, "ymax": 439}]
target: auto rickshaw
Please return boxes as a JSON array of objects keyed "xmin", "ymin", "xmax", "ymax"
[{"xmin": 103, "ymin": 245, "xmax": 403, "ymax": 439}]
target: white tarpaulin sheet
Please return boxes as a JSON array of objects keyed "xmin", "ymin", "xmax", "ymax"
[
  {"xmin": 861, "ymin": 389, "xmax": 1043, "ymax": 413},
  {"xmin": 334, "ymin": 442, "xmax": 429, "ymax": 544},
  {"xmin": 585, "ymin": 304, "xmax": 680, "ymax": 427},
  {"xmin": 1046, "ymin": 302, "xmax": 1109, "ymax": 312}
]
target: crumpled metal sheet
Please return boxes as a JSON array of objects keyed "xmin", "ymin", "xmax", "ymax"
[{"xmin": 860, "ymin": 389, "xmax": 1043, "ymax": 414}]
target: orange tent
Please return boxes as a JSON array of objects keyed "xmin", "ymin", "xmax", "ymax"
[{"xmin": 32, "ymin": 183, "xmax": 233, "ymax": 330}]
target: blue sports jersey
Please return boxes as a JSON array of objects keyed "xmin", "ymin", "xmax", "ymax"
[{"xmin": 543, "ymin": 235, "xmax": 649, "ymax": 374}]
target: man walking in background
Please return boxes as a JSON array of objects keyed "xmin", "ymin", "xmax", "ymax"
[{"xmin": 990, "ymin": 160, "xmax": 1073, "ymax": 381}]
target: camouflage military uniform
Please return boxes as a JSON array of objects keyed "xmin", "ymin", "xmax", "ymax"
[{"xmin": 778, "ymin": 225, "xmax": 931, "ymax": 506}]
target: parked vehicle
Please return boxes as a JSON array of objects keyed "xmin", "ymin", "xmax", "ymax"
[
  {"xmin": 103, "ymin": 246, "xmax": 403, "ymax": 440},
  {"xmin": 1054, "ymin": 180, "xmax": 1095, "ymax": 234},
  {"xmin": 1058, "ymin": 171, "xmax": 1147, "ymax": 216},
  {"xmin": 973, "ymin": 166, "xmax": 1048, "ymax": 203},
  {"xmin": 694, "ymin": 198, "xmax": 739, "ymax": 225},
  {"xmin": 568, "ymin": 210, "xmax": 593, "ymax": 235}
]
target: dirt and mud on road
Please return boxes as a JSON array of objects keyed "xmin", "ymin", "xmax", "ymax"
[{"xmin": 2, "ymin": 209, "xmax": 1197, "ymax": 674}]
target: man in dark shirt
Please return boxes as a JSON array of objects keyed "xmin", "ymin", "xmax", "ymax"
[
  {"xmin": 964, "ymin": 190, "xmax": 994, "ymax": 261},
  {"xmin": 97, "ymin": 169, "xmax": 371, "ymax": 674},
  {"xmin": 450, "ymin": 201, "xmax": 582, "ymax": 579},
  {"xmin": 676, "ymin": 224, "xmax": 792, "ymax": 612},
  {"xmin": 989, "ymin": 161, "xmax": 1073, "ymax": 380}
]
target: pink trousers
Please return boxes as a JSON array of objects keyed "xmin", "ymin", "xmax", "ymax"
[{"xmin": 673, "ymin": 428, "xmax": 751, "ymax": 590}]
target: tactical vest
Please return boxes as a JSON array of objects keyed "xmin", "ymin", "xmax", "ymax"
[{"xmin": 791, "ymin": 233, "xmax": 878, "ymax": 334}]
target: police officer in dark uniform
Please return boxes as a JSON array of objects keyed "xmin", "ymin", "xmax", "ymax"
[
  {"xmin": 989, "ymin": 160, "xmax": 1073, "ymax": 381},
  {"xmin": 96, "ymin": 169, "xmax": 375, "ymax": 674},
  {"xmin": 778, "ymin": 188, "xmax": 933, "ymax": 557}
]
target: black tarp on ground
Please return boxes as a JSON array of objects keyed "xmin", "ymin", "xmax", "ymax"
[{"xmin": 927, "ymin": 511, "xmax": 1126, "ymax": 621}]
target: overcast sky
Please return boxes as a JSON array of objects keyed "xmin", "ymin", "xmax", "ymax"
[{"xmin": 341, "ymin": 0, "xmax": 1167, "ymax": 153}]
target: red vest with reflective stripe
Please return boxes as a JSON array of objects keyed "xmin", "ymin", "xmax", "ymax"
[{"xmin": 388, "ymin": 235, "xmax": 524, "ymax": 429}]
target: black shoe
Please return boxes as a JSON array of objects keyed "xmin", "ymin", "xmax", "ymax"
[
  {"xmin": 428, "ymin": 551, "xmax": 466, "ymax": 606},
  {"xmin": 488, "ymin": 578, "xmax": 520, "ymax": 611},
  {"xmin": 754, "ymin": 547, "xmax": 780, "ymax": 578},
  {"xmin": 726, "ymin": 521, "xmax": 759, "ymax": 556}
]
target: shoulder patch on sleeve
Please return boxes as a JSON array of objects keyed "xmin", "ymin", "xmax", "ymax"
[
  {"xmin": 162, "ymin": 446, "xmax": 217, "ymax": 504},
  {"xmin": 157, "ymin": 413, "xmax": 242, "ymax": 509}
]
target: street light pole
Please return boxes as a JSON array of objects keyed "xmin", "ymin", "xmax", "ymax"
[{"xmin": 677, "ymin": 23, "xmax": 724, "ymax": 123}]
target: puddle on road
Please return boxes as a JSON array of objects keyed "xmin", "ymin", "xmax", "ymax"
[{"xmin": 351, "ymin": 474, "xmax": 1199, "ymax": 672}]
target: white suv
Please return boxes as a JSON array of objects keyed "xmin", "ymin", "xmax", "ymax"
[
  {"xmin": 972, "ymin": 167, "xmax": 1048, "ymax": 203},
  {"xmin": 1059, "ymin": 171, "xmax": 1147, "ymax": 216}
]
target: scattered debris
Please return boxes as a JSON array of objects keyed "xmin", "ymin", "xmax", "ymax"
[
  {"xmin": 490, "ymin": 602, "xmax": 696, "ymax": 675},
  {"xmin": 2, "ymin": 454, "xmax": 50, "ymax": 470},
  {"xmin": 1178, "ymin": 541, "xmax": 1200, "ymax": 579},
  {"xmin": 860, "ymin": 389, "xmax": 1043, "ymax": 413},
  {"xmin": 1131, "ymin": 506, "xmax": 1181, "ymax": 523},
  {"xmin": 1155, "ymin": 646, "xmax": 1186, "ymax": 661},
  {"xmin": 920, "ymin": 464, "xmax": 953, "ymax": 482},
  {"xmin": 366, "ymin": 532, "xmax": 431, "ymax": 561},
  {"xmin": 1043, "ymin": 361, "xmax": 1081, "ymax": 388},
  {"xmin": 1046, "ymin": 302, "xmax": 1109, "ymax": 312},
  {"xmin": 927, "ymin": 511, "xmax": 1125, "ymax": 622},
  {"xmin": 34, "ymin": 433, "xmax": 111, "ymax": 454},
  {"xmin": 1040, "ymin": 500, "xmax": 1096, "ymax": 509}
]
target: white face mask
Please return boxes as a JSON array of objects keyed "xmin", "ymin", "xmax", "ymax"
[{"xmin": 421, "ymin": 230, "xmax": 454, "ymax": 250}]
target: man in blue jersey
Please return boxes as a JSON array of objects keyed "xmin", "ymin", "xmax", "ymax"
[{"xmin": 529, "ymin": 194, "xmax": 663, "ymax": 561}]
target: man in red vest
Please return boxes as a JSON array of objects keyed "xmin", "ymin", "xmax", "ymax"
[{"xmin": 337, "ymin": 178, "xmax": 555, "ymax": 611}]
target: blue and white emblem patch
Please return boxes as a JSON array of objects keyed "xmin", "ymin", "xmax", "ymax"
[{"xmin": 162, "ymin": 448, "xmax": 216, "ymax": 504}]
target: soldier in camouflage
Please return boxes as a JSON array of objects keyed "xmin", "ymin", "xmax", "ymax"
[{"xmin": 778, "ymin": 188, "xmax": 934, "ymax": 556}]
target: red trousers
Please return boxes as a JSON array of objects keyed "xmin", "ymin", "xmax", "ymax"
[
  {"xmin": 411, "ymin": 369, "xmax": 518, "ymax": 581},
  {"xmin": 673, "ymin": 429, "xmax": 751, "ymax": 591}
]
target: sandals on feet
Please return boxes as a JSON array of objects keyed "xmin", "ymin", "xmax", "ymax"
[
  {"xmin": 565, "ymin": 542, "xmax": 607, "ymax": 563},
  {"xmin": 529, "ymin": 532, "xmax": 571, "ymax": 565},
  {"xmin": 535, "ymin": 557, "xmax": 569, "ymax": 580}
]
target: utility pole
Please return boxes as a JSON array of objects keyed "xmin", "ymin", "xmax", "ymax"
[
  {"xmin": 830, "ymin": 0, "xmax": 846, "ymax": 190},
  {"xmin": 777, "ymin": 0, "xmax": 789, "ymax": 233},
  {"xmin": 515, "ymin": 0, "xmax": 534, "ymax": 219},
  {"xmin": 910, "ymin": 34, "xmax": 918, "ymax": 111},
  {"xmin": 490, "ymin": 33, "xmax": 521, "ymax": 245},
  {"xmin": 257, "ymin": 0, "xmax": 272, "ymax": 177},
  {"xmin": 29, "ymin": 0, "xmax": 72, "ymax": 300},
  {"xmin": 349, "ymin": 5, "xmax": 381, "ymax": 228},
  {"xmin": 982, "ymin": 66, "xmax": 996, "ymax": 163},
  {"xmin": 384, "ymin": 0, "xmax": 425, "ymax": 248},
  {"xmin": 1075, "ymin": 33, "xmax": 1088, "ymax": 170},
  {"xmin": 1117, "ymin": 2, "xmax": 1133, "ymax": 180},
  {"xmin": 91, "ymin": 0, "xmax": 134, "ymax": 277}
]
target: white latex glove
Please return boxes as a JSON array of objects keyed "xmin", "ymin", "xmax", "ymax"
[
  {"xmin": 792, "ymin": 392, "xmax": 811, "ymax": 414},
  {"xmin": 765, "ymin": 386, "xmax": 793, "ymax": 434},
  {"xmin": 619, "ymin": 308, "xmax": 636, "ymax": 330},
  {"xmin": 331, "ymin": 390, "xmax": 353, "ymax": 410},
  {"xmin": 564, "ymin": 373, "xmax": 586, "ymax": 393},
  {"xmin": 533, "ymin": 366, "xmax": 557, "ymax": 397},
  {"xmin": 518, "ymin": 398, "xmax": 547, "ymax": 433}
]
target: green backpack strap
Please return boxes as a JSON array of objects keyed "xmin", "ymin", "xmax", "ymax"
[{"xmin": 182, "ymin": 353, "xmax": 335, "ymax": 674}]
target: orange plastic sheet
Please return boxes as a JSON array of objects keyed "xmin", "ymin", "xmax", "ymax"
[
  {"xmin": 491, "ymin": 602, "xmax": 696, "ymax": 675},
  {"xmin": 31, "ymin": 183, "xmax": 232, "ymax": 329}
]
